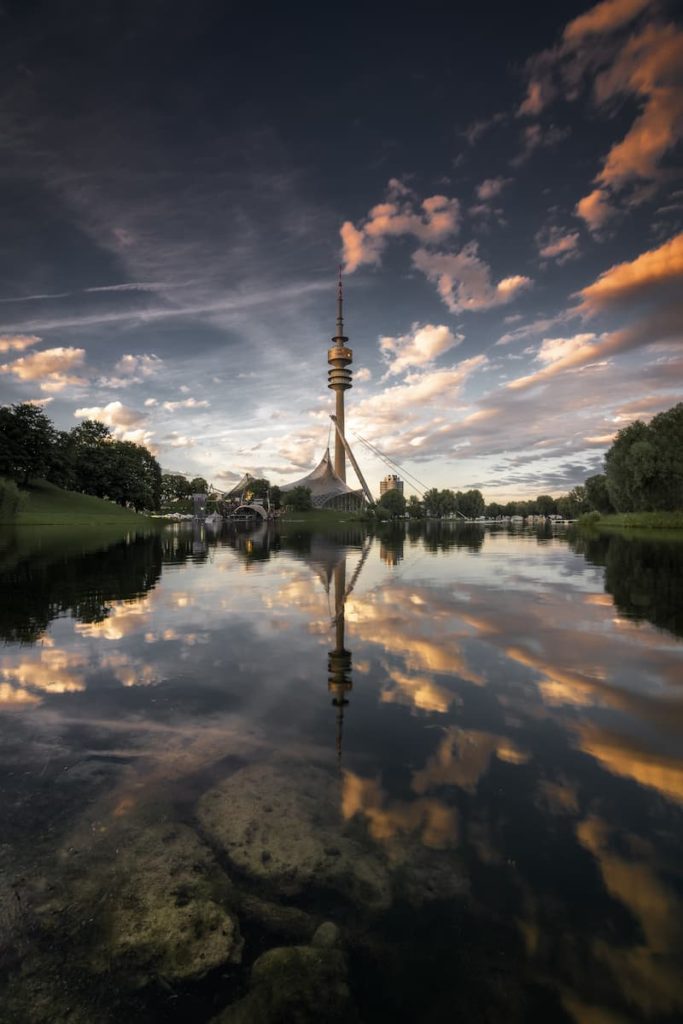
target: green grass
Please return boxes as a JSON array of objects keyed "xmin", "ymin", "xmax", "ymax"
[
  {"xmin": 279, "ymin": 508, "xmax": 368, "ymax": 527},
  {"xmin": 3, "ymin": 479, "xmax": 155, "ymax": 526},
  {"xmin": 592, "ymin": 511, "xmax": 683, "ymax": 531}
]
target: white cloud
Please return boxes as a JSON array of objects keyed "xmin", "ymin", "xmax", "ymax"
[
  {"xmin": 161, "ymin": 397, "xmax": 210, "ymax": 412},
  {"xmin": 537, "ymin": 334, "xmax": 599, "ymax": 365},
  {"xmin": 165, "ymin": 433, "xmax": 196, "ymax": 448},
  {"xmin": 115, "ymin": 353, "xmax": 163, "ymax": 377},
  {"xmin": 1, "ymin": 346, "xmax": 86, "ymax": 392},
  {"xmin": 380, "ymin": 323, "xmax": 463, "ymax": 376},
  {"xmin": 355, "ymin": 367, "xmax": 372, "ymax": 383},
  {"xmin": 350, "ymin": 355, "xmax": 489, "ymax": 453},
  {"xmin": 0, "ymin": 335, "xmax": 39, "ymax": 353},
  {"xmin": 413, "ymin": 243, "xmax": 532, "ymax": 313},
  {"xmin": 73, "ymin": 400, "xmax": 152, "ymax": 445}
]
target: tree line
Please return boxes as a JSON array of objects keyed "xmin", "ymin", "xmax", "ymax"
[{"xmin": 0, "ymin": 403, "xmax": 162, "ymax": 511}]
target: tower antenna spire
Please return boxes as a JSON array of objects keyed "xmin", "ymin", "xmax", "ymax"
[{"xmin": 336, "ymin": 264, "xmax": 344, "ymax": 339}]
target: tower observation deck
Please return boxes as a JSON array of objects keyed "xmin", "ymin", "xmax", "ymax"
[{"xmin": 328, "ymin": 269, "xmax": 353, "ymax": 481}]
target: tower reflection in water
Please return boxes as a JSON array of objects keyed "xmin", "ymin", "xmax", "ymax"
[{"xmin": 324, "ymin": 537, "xmax": 372, "ymax": 765}]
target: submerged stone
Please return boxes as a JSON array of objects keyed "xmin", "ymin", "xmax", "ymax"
[
  {"xmin": 83, "ymin": 821, "xmax": 243, "ymax": 984},
  {"xmin": 312, "ymin": 920, "xmax": 341, "ymax": 949},
  {"xmin": 238, "ymin": 891, "xmax": 316, "ymax": 942},
  {"xmin": 197, "ymin": 761, "xmax": 393, "ymax": 911},
  {"xmin": 213, "ymin": 942, "xmax": 358, "ymax": 1023}
]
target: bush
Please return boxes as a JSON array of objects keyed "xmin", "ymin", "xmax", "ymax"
[
  {"xmin": 0, "ymin": 477, "xmax": 24, "ymax": 521},
  {"xmin": 579, "ymin": 510, "xmax": 601, "ymax": 526}
]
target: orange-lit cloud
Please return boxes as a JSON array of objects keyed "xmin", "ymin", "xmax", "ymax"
[
  {"xmin": 0, "ymin": 334, "xmax": 39, "ymax": 353},
  {"xmin": 413, "ymin": 243, "xmax": 532, "ymax": 314},
  {"xmin": 577, "ymin": 232, "xmax": 683, "ymax": 312},
  {"xmin": 74, "ymin": 597, "xmax": 153, "ymax": 640},
  {"xmin": 475, "ymin": 176, "xmax": 511, "ymax": 201},
  {"xmin": 536, "ymin": 226, "xmax": 580, "ymax": 263},
  {"xmin": 1, "ymin": 346, "xmax": 86, "ymax": 392},
  {"xmin": 563, "ymin": 0, "xmax": 652, "ymax": 43},
  {"xmin": 0, "ymin": 682, "xmax": 41, "ymax": 706},
  {"xmin": 380, "ymin": 667, "xmax": 455, "ymax": 714},
  {"xmin": 576, "ymin": 814, "xmax": 683, "ymax": 1014},
  {"xmin": 341, "ymin": 180, "xmax": 460, "ymax": 272},
  {"xmin": 1, "ymin": 648, "xmax": 87, "ymax": 697},
  {"xmin": 593, "ymin": 23, "xmax": 683, "ymax": 190},
  {"xmin": 577, "ymin": 725, "xmax": 683, "ymax": 803},
  {"xmin": 521, "ymin": 1, "xmax": 683, "ymax": 227},
  {"xmin": 412, "ymin": 727, "xmax": 529, "ymax": 795},
  {"xmin": 342, "ymin": 771, "xmax": 459, "ymax": 849},
  {"xmin": 575, "ymin": 188, "xmax": 616, "ymax": 232}
]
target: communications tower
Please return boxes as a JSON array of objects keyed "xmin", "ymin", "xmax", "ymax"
[{"xmin": 327, "ymin": 269, "xmax": 353, "ymax": 481}]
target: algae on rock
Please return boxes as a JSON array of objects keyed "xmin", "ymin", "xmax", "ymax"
[
  {"xmin": 212, "ymin": 941, "xmax": 359, "ymax": 1024},
  {"xmin": 198, "ymin": 761, "xmax": 393, "ymax": 912}
]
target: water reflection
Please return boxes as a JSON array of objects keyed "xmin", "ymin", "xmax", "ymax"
[
  {"xmin": 573, "ymin": 529, "xmax": 683, "ymax": 638},
  {"xmin": 0, "ymin": 523, "xmax": 681, "ymax": 1023}
]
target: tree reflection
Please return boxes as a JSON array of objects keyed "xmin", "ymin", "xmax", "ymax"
[
  {"xmin": 0, "ymin": 532, "xmax": 163, "ymax": 644},
  {"xmin": 574, "ymin": 532, "xmax": 683, "ymax": 638},
  {"xmin": 423, "ymin": 521, "xmax": 485, "ymax": 552}
]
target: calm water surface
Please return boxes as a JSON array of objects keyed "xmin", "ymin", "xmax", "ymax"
[{"xmin": 0, "ymin": 521, "xmax": 681, "ymax": 1023}]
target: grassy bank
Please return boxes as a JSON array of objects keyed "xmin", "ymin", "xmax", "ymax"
[
  {"xmin": 588, "ymin": 511, "xmax": 683, "ymax": 531},
  {"xmin": 2, "ymin": 479, "xmax": 155, "ymax": 527},
  {"xmin": 279, "ymin": 509, "xmax": 368, "ymax": 527}
]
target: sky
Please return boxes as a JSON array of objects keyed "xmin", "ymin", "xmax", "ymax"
[{"xmin": 0, "ymin": 0, "xmax": 681, "ymax": 499}]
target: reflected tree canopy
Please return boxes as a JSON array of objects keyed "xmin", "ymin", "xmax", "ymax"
[
  {"xmin": 573, "ymin": 531, "xmax": 683, "ymax": 638},
  {"xmin": 0, "ymin": 533, "xmax": 163, "ymax": 644}
]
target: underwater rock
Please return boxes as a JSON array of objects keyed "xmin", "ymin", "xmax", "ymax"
[
  {"xmin": 312, "ymin": 920, "xmax": 341, "ymax": 949},
  {"xmin": 212, "ymin": 942, "xmax": 358, "ymax": 1023},
  {"xmin": 198, "ymin": 761, "xmax": 393, "ymax": 912},
  {"xmin": 83, "ymin": 821, "xmax": 243, "ymax": 984},
  {"xmin": 238, "ymin": 891, "xmax": 316, "ymax": 942}
]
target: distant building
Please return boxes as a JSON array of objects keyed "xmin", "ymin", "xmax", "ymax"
[{"xmin": 380, "ymin": 474, "xmax": 404, "ymax": 497}]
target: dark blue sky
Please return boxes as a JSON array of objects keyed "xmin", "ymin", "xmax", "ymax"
[{"xmin": 1, "ymin": 0, "xmax": 681, "ymax": 495}]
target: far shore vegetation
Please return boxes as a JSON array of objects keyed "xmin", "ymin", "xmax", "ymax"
[{"xmin": 1, "ymin": 400, "xmax": 681, "ymax": 529}]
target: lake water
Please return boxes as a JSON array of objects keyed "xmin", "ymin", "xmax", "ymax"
[{"xmin": 1, "ymin": 521, "xmax": 681, "ymax": 1023}]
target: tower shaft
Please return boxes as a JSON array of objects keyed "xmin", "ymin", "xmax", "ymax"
[{"xmin": 327, "ymin": 269, "xmax": 352, "ymax": 481}]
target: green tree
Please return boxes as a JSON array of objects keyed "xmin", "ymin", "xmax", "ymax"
[
  {"xmin": 605, "ymin": 420, "xmax": 652, "ymax": 512},
  {"xmin": 109, "ymin": 441, "xmax": 161, "ymax": 510},
  {"xmin": 189, "ymin": 476, "xmax": 208, "ymax": 493},
  {"xmin": 270, "ymin": 485, "xmax": 282, "ymax": 510},
  {"xmin": 646, "ymin": 403, "xmax": 683, "ymax": 511},
  {"xmin": 379, "ymin": 488, "xmax": 406, "ymax": 518},
  {"xmin": 457, "ymin": 488, "xmax": 485, "ymax": 519},
  {"xmin": 286, "ymin": 486, "xmax": 312, "ymax": 511},
  {"xmin": 407, "ymin": 494, "xmax": 423, "ymax": 518},
  {"xmin": 0, "ymin": 403, "xmax": 56, "ymax": 484},
  {"xmin": 69, "ymin": 420, "xmax": 116, "ymax": 498},
  {"xmin": 584, "ymin": 474, "xmax": 613, "ymax": 514},
  {"xmin": 535, "ymin": 494, "xmax": 556, "ymax": 516},
  {"xmin": 423, "ymin": 488, "xmax": 441, "ymax": 516},
  {"xmin": 246, "ymin": 477, "xmax": 270, "ymax": 500},
  {"xmin": 47, "ymin": 430, "xmax": 77, "ymax": 491},
  {"xmin": 161, "ymin": 473, "xmax": 192, "ymax": 503}
]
